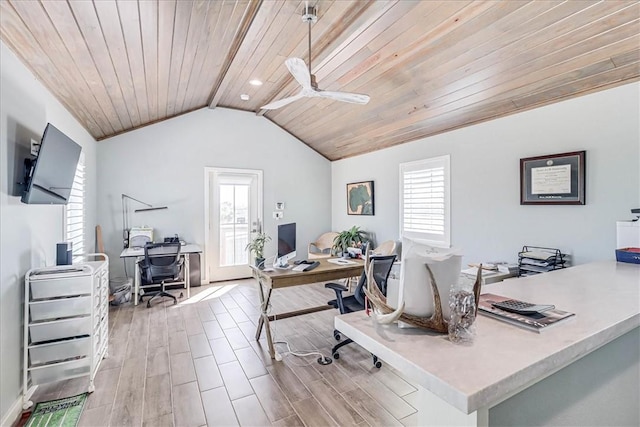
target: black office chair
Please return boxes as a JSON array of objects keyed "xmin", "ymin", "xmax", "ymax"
[
  {"xmin": 325, "ymin": 255, "xmax": 396, "ymax": 368},
  {"xmin": 139, "ymin": 242, "xmax": 184, "ymax": 308}
]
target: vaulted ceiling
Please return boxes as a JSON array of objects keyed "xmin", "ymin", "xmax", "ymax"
[{"xmin": 1, "ymin": 0, "xmax": 639, "ymax": 160}]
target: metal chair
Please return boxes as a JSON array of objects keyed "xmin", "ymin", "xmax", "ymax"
[
  {"xmin": 325, "ymin": 255, "xmax": 396, "ymax": 367},
  {"xmin": 139, "ymin": 242, "xmax": 183, "ymax": 308}
]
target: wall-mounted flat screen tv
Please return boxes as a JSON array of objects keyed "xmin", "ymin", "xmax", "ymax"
[{"xmin": 21, "ymin": 123, "xmax": 82, "ymax": 205}]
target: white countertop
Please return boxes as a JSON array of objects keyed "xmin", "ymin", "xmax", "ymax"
[
  {"xmin": 335, "ymin": 261, "xmax": 640, "ymax": 414},
  {"xmin": 120, "ymin": 243, "xmax": 202, "ymax": 258}
]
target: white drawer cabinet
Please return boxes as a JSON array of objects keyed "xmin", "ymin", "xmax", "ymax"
[
  {"xmin": 29, "ymin": 274, "xmax": 94, "ymax": 299},
  {"xmin": 29, "ymin": 296, "xmax": 93, "ymax": 323},
  {"xmin": 22, "ymin": 255, "xmax": 109, "ymax": 410},
  {"xmin": 29, "ymin": 316, "xmax": 93, "ymax": 344},
  {"xmin": 29, "ymin": 337, "xmax": 92, "ymax": 366}
]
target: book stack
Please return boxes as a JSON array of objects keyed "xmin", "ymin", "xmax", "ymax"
[{"xmin": 478, "ymin": 293, "xmax": 575, "ymax": 333}]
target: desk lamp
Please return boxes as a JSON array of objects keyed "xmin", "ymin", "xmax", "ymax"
[{"xmin": 121, "ymin": 193, "xmax": 168, "ymax": 248}]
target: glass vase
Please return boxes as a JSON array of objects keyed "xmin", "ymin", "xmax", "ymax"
[{"xmin": 448, "ymin": 280, "xmax": 477, "ymax": 344}]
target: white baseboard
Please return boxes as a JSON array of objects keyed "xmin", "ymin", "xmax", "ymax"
[{"xmin": 1, "ymin": 395, "xmax": 24, "ymax": 427}]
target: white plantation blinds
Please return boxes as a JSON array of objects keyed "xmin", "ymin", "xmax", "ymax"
[
  {"xmin": 66, "ymin": 153, "xmax": 85, "ymax": 263},
  {"xmin": 400, "ymin": 155, "xmax": 450, "ymax": 247}
]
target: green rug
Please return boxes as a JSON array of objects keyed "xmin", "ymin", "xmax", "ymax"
[{"xmin": 25, "ymin": 393, "xmax": 88, "ymax": 427}]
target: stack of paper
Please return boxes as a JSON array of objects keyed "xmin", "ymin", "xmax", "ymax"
[{"xmin": 327, "ymin": 258, "xmax": 356, "ymax": 265}]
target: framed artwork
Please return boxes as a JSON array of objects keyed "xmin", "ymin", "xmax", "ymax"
[
  {"xmin": 520, "ymin": 150, "xmax": 586, "ymax": 205},
  {"xmin": 347, "ymin": 181, "xmax": 374, "ymax": 215}
]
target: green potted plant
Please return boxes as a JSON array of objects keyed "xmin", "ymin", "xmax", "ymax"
[
  {"xmin": 246, "ymin": 232, "xmax": 271, "ymax": 267},
  {"xmin": 333, "ymin": 226, "xmax": 367, "ymax": 257}
]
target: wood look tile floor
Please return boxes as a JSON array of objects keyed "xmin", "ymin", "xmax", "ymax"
[{"xmin": 31, "ymin": 279, "xmax": 423, "ymax": 427}]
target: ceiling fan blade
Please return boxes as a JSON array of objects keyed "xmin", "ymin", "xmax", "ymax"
[
  {"xmin": 260, "ymin": 91, "xmax": 306, "ymax": 110},
  {"xmin": 316, "ymin": 90, "xmax": 370, "ymax": 105},
  {"xmin": 285, "ymin": 57, "xmax": 311, "ymax": 89}
]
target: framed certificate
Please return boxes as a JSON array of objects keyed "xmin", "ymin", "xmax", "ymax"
[{"xmin": 520, "ymin": 151, "xmax": 586, "ymax": 205}]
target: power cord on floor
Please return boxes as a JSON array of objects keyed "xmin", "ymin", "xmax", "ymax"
[
  {"xmin": 273, "ymin": 340, "xmax": 332, "ymax": 365},
  {"xmin": 267, "ymin": 306, "xmax": 332, "ymax": 365}
]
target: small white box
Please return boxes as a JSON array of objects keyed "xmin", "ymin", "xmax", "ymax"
[{"xmin": 617, "ymin": 221, "xmax": 640, "ymax": 248}]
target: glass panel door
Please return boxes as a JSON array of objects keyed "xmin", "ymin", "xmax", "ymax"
[
  {"xmin": 219, "ymin": 184, "xmax": 249, "ymax": 267},
  {"xmin": 208, "ymin": 169, "xmax": 262, "ymax": 282}
]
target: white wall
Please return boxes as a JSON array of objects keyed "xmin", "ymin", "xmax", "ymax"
[
  {"xmin": 332, "ymin": 82, "xmax": 640, "ymax": 265},
  {"xmin": 0, "ymin": 41, "xmax": 98, "ymax": 423},
  {"xmin": 97, "ymin": 107, "xmax": 332, "ymax": 279}
]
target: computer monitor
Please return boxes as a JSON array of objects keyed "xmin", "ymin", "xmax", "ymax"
[{"xmin": 275, "ymin": 223, "xmax": 296, "ymax": 268}]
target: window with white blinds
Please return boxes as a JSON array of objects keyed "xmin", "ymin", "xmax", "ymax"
[
  {"xmin": 399, "ymin": 155, "xmax": 450, "ymax": 247},
  {"xmin": 66, "ymin": 153, "xmax": 85, "ymax": 263}
]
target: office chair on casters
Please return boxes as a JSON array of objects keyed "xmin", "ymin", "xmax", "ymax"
[
  {"xmin": 139, "ymin": 242, "xmax": 184, "ymax": 308},
  {"xmin": 325, "ymin": 255, "xmax": 396, "ymax": 368}
]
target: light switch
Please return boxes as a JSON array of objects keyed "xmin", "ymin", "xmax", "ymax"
[{"xmin": 273, "ymin": 211, "xmax": 283, "ymax": 219}]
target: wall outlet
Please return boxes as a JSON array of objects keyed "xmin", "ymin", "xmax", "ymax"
[
  {"xmin": 30, "ymin": 138, "xmax": 41, "ymax": 156},
  {"xmin": 273, "ymin": 211, "xmax": 283, "ymax": 219}
]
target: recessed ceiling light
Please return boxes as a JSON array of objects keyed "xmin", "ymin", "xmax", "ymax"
[
  {"xmin": 249, "ymin": 79, "xmax": 263, "ymax": 86},
  {"xmin": 240, "ymin": 94, "xmax": 250, "ymax": 101}
]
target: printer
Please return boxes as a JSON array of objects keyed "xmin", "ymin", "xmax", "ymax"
[
  {"xmin": 128, "ymin": 227, "xmax": 153, "ymax": 248},
  {"xmin": 617, "ymin": 209, "xmax": 640, "ymax": 248},
  {"xmin": 615, "ymin": 209, "xmax": 640, "ymax": 264}
]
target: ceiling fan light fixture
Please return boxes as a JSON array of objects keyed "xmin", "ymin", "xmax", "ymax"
[
  {"xmin": 260, "ymin": 5, "xmax": 370, "ymax": 111},
  {"xmin": 301, "ymin": 5, "xmax": 317, "ymax": 23}
]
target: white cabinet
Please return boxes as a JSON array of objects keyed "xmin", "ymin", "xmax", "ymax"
[{"xmin": 22, "ymin": 255, "xmax": 109, "ymax": 410}]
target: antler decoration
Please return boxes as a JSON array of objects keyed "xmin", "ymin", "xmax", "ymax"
[{"xmin": 364, "ymin": 259, "xmax": 483, "ymax": 334}]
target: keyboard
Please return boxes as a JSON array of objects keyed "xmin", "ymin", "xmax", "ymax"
[
  {"xmin": 491, "ymin": 299, "xmax": 555, "ymax": 315},
  {"xmin": 292, "ymin": 261, "xmax": 320, "ymax": 272}
]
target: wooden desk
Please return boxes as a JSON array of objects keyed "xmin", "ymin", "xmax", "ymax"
[
  {"xmin": 120, "ymin": 244, "xmax": 202, "ymax": 305},
  {"xmin": 250, "ymin": 258, "xmax": 364, "ymax": 359}
]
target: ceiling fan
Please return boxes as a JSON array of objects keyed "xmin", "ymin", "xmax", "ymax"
[{"xmin": 260, "ymin": 4, "xmax": 370, "ymax": 110}]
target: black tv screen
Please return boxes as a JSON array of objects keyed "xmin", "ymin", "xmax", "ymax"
[{"xmin": 21, "ymin": 123, "xmax": 82, "ymax": 205}]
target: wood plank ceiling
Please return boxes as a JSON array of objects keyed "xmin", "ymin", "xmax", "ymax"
[{"xmin": 1, "ymin": 0, "xmax": 639, "ymax": 161}]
